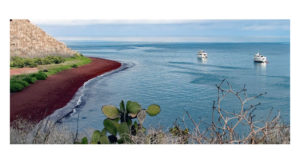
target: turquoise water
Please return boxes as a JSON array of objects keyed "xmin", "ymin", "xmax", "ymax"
[{"xmin": 59, "ymin": 42, "xmax": 290, "ymax": 132}]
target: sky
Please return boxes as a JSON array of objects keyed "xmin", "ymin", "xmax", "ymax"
[{"xmin": 32, "ymin": 20, "xmax": 290, "ymax": 43}]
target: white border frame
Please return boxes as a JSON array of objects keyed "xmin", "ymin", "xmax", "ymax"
[{"xmin": 1, "ymin": 0, "xmax": 298, "ymax": 164}]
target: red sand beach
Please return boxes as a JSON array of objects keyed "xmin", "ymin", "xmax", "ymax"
[{"xmin": 10, "ymin": 57, "xmax": 121, "ymax": 123}]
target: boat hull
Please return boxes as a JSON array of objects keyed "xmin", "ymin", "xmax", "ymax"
[
  {"xmin": 197, "ymin": 55, "xmax": 208, "ymax": 58},
  {"xmin": 254, "ymin": 60, "xmax": 266, "ymax": 63}
]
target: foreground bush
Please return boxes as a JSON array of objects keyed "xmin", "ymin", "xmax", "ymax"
[
  {"xmin": 32, "ymin": 71, "xmax": 48, "ymax": 80},
  {"xmin": 10, "ymin": 80, "xmax": 289, "ymax": 144},
  {"xmin": 23, "ymin": 76, "xmax": 37, "ymax": 84},
  {"xmin": 10, "ymin": 119, "xmax": 75, "ymax": 144},
  {"xmin": 71, "ymin": 64, "xmax": 78, "ymax": 68},
  {"xmin": 10, "ymin": 81, "xmax": 25, "ymax": 92},
  {"xmin": 10, "ymin": 78, "xmax": 29, "ymax": 92},
  {"xmin": 79, "ymin": 80, "xmax": 289, "ymax": 144},
  {"xmin": 10, "ymin": 72, "xmax": 48, "ymax": 92},
  {"xmin": 182, "ymin": 79, "xmax": 290, "ymax": 144}
]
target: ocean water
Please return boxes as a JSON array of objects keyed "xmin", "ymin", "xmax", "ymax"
[{"xmin": 58, "ymin": 42, "xmax": 290, "ymax": 133}]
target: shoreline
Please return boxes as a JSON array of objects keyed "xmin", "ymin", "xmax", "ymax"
[
  {"xmin": 38, "ymin": 62, "xmax": 133, "ymax": 126},
  {"xmin": 10, "ymin": 57, "xmax": 121, "ymax": 123}
]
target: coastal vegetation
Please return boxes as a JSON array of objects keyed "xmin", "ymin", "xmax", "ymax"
[
  {"xmin": 10, "ymin": 53, "xmax": 91, "ymax": 92},
  {"xmin": 10, "ymin": 56, "xmax": 66, "ymax": 68},
  {"xmin": 10, "ymin": 80, "xmax": 290, "ymax": 144},
  {"xmin": 37, "ymin": 53, "xmax": 91, "ymax": 76},
  {"xmin": 78, "ymin": 100, "xmax": 161, "ymax": 144},
  {"xmin": 10, "ymin": 71, "xmax": 48, "ymax": 92}
]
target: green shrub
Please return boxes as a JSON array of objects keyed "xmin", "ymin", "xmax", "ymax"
[
  {"xmin": 10, "ymin": 82, "xmax": 24, "ymax": 92},
  {"xmin": 33, "ymin": 58, "xmax": 42, "ymax": 65},
  {"xmin": 81, "ymin": 137, "xmax": 88, "ymax": 144},
  {"xmin": 24, "ymin": 59, "xmax": 37, "ymax": 67},
  {"xmin": 33, "ymin": 72, "xmax": 47, "ymax": 80},
  {"xmin": 16, "ymin": 80, "xmax": 29, "ymax": 87},
  {"xmin": 71, "ymin": 64, "xmax": 78, "ymax": 68},
  {"xmin": 11, "ymin": 56, "xmax": 67, "ymax": 68},
  {"xmin": 56, "ymin": 56, "xmax": 65, "ymax": 64},
  {"xmin": 10, "ymin": 56, "xmax": 25, "ymax": 68},
  {"xmin": 10, "ymin": 79, "xmax": 29, "ymax": 92},
  {"xmin": 44, "ymin": 56, "xmax": 65, "ymax": 64},
  {"xmin": 11, "ymin": 78, "xmax": 29, "ymax": 87},
  {"xmin": 10, "ymin": 72, "xmax": 48, "ymax": 92},
  {"xmin": 23, "ymin": 76, "xmax": 37, "ymax": 84},
  {"xmin": 41, "ymin": 58, "xmax": 51, "ymax": 65}
]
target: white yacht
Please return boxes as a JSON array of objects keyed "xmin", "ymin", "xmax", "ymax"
[
  {"xmin": 197, "ymin": 50, "xmax": 208, "ymax": 58},
  {"xmin": 254, "ymin": 52, "xmax": 267, "ymax": 63}
]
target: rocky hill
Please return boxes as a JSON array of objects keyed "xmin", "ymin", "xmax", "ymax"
[{"xmin": 10, "ymin": 19, "xmax": 77, "ymax": 58}]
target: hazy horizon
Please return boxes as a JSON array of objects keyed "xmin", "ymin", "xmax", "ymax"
[{"xmin": 32, "ymin": 20, "xmax": 290, "ymax": 43}]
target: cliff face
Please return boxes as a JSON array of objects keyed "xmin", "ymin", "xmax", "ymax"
[{"xmin": 10, "ymin": 19, "xmax": 76, "ymax": 58}]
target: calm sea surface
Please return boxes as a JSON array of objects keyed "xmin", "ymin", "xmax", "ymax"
[{"xmin": 58, "ymin": 42, "xmax": 290, "ymax": 133}]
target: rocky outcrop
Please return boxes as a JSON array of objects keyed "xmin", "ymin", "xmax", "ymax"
[{"xmin": 10, "ymin": 19, "xmax": 77, "ymax": 58}]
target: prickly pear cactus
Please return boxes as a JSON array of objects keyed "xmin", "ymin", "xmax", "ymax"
[
  {"xmin": 91, "ymin": 130, "xmax": 110, "ymax": 144},
  {"xmin": 126, "ymin": 101, "xmax": 141, "ymax": 115},
  {"xmin": 118, "ymin": 122, "xmax": 131, "ymax": 143},
  {"xmin": 94, "ymin": 100, "xmax": 161, "ymax": 144},
  {"xmin": 118, "ymin": 122, "xmax": 130, "ymax": 135},
  {"xmin": 103, "ymin": 118, "xmax": 119, "ymax": 136},
  {"xmin": 80, "ymin": 137, "xmax": 88, "ymax": 144},
  {"xmin": 102, "ymin": 105, "xmax": 120, "ymax": 119},
  {"xmin": 91, "ymin": 130, "xmax": 102, "ymax": 144},
  {"xmin": 99, "ymin": 135, "xmax": 110, "ymax": 144},
  {"xmin": 146, "ymin": 104, "xmax": 160, "ymax": 116}
]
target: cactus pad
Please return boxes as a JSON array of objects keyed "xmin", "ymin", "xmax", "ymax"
[
  {"xmin": 126, "ymin": 101, "xmax": 141, "ymax": 114},
  {"xmin": 146, "ymin": 104, "xmax": 160, "ymax": 116},
  {"xmin": 81, "ymin": 137, "xmax": 88, "ymax": 144},
  {"xmin": 99, "ymin": 135, "xmax": 110, "ymax": 144},
  {"xmin": 118, "ymin": 122, "xmax": 130, "ymax": 135},
  {"xmin": 91, "ymin": 130, "xmax": 102, "ymax": 144},
  {"xmin": 102, "ymin": 105, "xmax": 120, "ymax": 119},
  {"xmin": 103, "ymin": 118, "xmax": 119, "ymax": 136}
]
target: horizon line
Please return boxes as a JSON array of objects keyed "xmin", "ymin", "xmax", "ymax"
[
  {"xmin": 62, "ymin": 40, "xmax": 290, "ymax": 44},
  {"xmin": 57, "ymin": 36, "xmax": 289, "ymax": 43},
  {"xmin": 60, "ymin": 39, "xmax": 290, "ymax": 44}
]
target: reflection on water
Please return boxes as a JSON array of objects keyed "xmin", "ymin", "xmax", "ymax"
[
  {"xmin": 197, "ymin": 57, "xmax": 207, "ymax": 64},
  {"xmin": 254, "ymin": 62, "xmax": 267, "ymax": 75}
]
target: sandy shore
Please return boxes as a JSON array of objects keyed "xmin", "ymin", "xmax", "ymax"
[{"xmin": 10, "ymin": 57, "xmax": 121, "ymax": 123}]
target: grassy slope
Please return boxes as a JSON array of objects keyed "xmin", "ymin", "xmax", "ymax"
[
  {"xmin": 10, "ymin": 56, "xmax": 92, "ymax": 92},
  {"xmin": 37, "ymin": 56, "xmax": 91, "ymax": 76}
]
